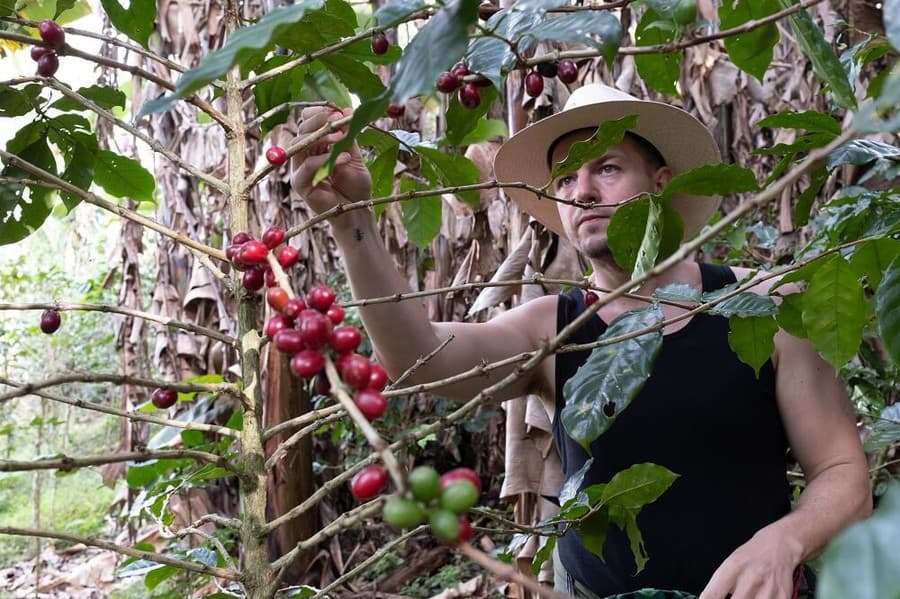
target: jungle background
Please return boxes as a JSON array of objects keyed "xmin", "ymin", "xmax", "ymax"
[{"xmin": 0, "ymin": 0, "xmax": 898, "ymax": 596}]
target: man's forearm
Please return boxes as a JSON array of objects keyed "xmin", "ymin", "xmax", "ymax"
[
  {"xmin": 770, "ymin": 461, "xmax": 871, "ymax": 562},
  {"xmin": 330, "ymin": 214, "xmax": 445, "ymax": 379}
]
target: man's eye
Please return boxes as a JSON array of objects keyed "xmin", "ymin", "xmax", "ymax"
[
  {"xmin": 599, "ymin": 164, "xmax": 619, "ymax": 175},
  {"xmin": 556, "ymin": 175, "xmax": 575, "ymax": 190}
]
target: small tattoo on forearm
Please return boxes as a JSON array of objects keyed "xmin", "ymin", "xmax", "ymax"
[{"xmin": 354, "ymin": 228, "xmax": 363, "ymax": 242}]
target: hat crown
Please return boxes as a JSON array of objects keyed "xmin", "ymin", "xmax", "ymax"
[{"xmin": 563, "ymin": 83, "xmax": 639, "ymax": 111}]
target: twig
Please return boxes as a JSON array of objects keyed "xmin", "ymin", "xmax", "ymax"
[
  {"xmin": 0, "ymin": 526, "xmax": 240, "ymax": 581},
  {"xmin": 170, "ymin": 526, "xmax": 239, "ymax": 572},
  {"xmin": 458, "ymin": 542, "xmax": 573, "ymax": 599},
  {"xmin": 42, "ymin": 78, "xmax": 229, "ymax": 192},
  {"xmin": 0, "ymin": 302, "xmax": 234, "ymax": 345},
  {"xmin": 247, "ymin": 101, "xmax": 333, "ymax": 129},
  {"xmin": 0, "ymin": 377, "xmax": 238, "ymax": 438},
  {"xmin": 261, "ymin": 404, "xmax": 343, "ymax": 442},
  {"xmin": 389, "ymin": 334, "xmax": 454, "ymax": 389},
  {"xmin": 0, "ymin": 149, "xmax": 227, "ymax": 262},
  {"xmin": 0, "ymin": 372, "xmax": 239, "ymax": 404},
  {"xmin": 265, "ymin": 411, "xmax": 344, "ymax": 470},
  {"xmin": 0, "ymin": 449, "xmax": 237, "ymax": 473},
  {"xmin": 311, "ymin": 525, "xmax": 426, "ymax": 598}
]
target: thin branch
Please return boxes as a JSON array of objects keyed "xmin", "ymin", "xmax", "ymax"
[
  {"xmin": 389, "ymin": 334, "xmax": 455, "ymax": 389},
  {"xmin": 458, "ymin": 542, "xmax": 573, "ymax": 599},
  {"xmin": 0, "ymin": 377, "xmax": 239, "ymax": 438},
  {"xmin": 0, "ymin": 372, "xmax": 240, "ymax": 404},
  {"xmin": 0, "ymin": 449, "xmax": 237, "ymax": 473},
  {"xmin": 42, "ymin": 79, "xmax": 229, "ymax": 193},
  {"xmin": 310, "ymin": 525, "xmax": 426, "ymax": 598},
  {"xmin": 261, "ymin": 404, "xmax": 342, "ymax": 442},
  {"xmin": 170, "ymin": 526, "xmax": 239, "ymax": 573},
  {"xmin": 0, "ymin": 526, "xmax": 240, "ymax": 581},
  {"xmin": 265, "ymin": 411, "xmax": 343, "ymax": 470},
  {"xmin": 0, "ymin": 302, "xmax": 234, "ymax": 345},
  {"xmin": 0, "ymin": 149, "xmax": 227, "ymax": 262},
  {"xmin": 247, "ymin": 101, "xmax": 332, "ymax": 130},
  {"xmin": 190, "ymin": 513, "xmax": 243, "ymax": 529}
]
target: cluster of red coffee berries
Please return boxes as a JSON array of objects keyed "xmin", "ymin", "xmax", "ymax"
[
  {"xmin": 435, "ymin": 62, "xmax": 484, "ymax": 109},
  {"xmin": 351, "ymin": 465, "xmax": 480, "ymax": 544},
  {"xmin": 525, "ymin": 59, "xmax": 579, "ymax": 98},
  {"xmin": 39, "ymin": 309, "xmax": 61, "ymax": 334},
  {"xmin": 226, "ymin": 228, "xmax": 298, "ymax": 291},
  {"xmin": 31, "ymin": 20, "xmax": 65, "ymax": 77}
]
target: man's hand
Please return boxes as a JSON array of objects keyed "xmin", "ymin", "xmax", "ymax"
[
  {"xmin": 290, "ymin": 106, "xmax": 372, "ymax": 228},
  {"xmin": 699, "ymin": 522, "xmax": 804, "ymax": 599}
]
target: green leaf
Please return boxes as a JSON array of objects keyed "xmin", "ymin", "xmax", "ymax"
[
  {"xmin": 755, "ymin": 110, "xmax": 842, "ymax": 135},
  {"xmin": 727, "ymin": 315, "xmax": 778, "ymax": 376},
  {"xmin": 466, "ymin": 35, "xmax": 507, "ymax": 88},
  {"xmin": 319, "ymin": 54, "xmax": 385, "ymax": 101},
  {"xmin": 367, "ymin": 137, "xmax": 400, "ymax": 205},
  {"xmin": 531, "ymin": 535, "xmax": 556, "ymax": 576},
  {"xmin": 1, "ymin": 132, "xmax": 57, "ymax": 245},
  {"xmin": 719, "ymin": 0, "xmax": 780, "ymax": 82},
  {"xmin": 58, "ymin": 131, "xmax": 97, "ymax": 211},
  {"xmin": 775, "ymin": 291, "xmax": 807, "ymax": 339},
  {"xmin": 51, "ymin": 85, "xmax": 127, "ymax": 112},
  {"xmin": 399, "ymin": 176, "xmax": 441, "ymax": 248},
  {"xmin": 632, "ymin": 196, "xmax": 664, "ymax": 281},
  {"xmin": 634, "ymin": 8, "xmax": 683, "ymax": 96},
  {"xmin": 415, "ymin": 145, "xmax": 481, "ymax": 206},
  {"xmin": 93, "ymin": 150, "xmax": 155, "ymax": 201},
  {"xmin": 801, "ymin": 254, "xmax": 866, "ymax": 368},
  {"xmin": 253, "ymin": 58, "xmax": 308, "ymax": 135},
  {"xmin": 709, "ymin": 292, "xmax": 778, "ymax": 318},
  {"xmin": 389, "ymin": 0, "xmax": 478, "ymax": 104},
  {"xmin": 126, "ymin": 461, "xmax": 161, "ymax": 488},
  {"xmin": 441, "ymin": 86, "xmax": 500, "ymax": 147},
  {"xmin": 776, "ymin": 0, "xmax": 856, "ymax": 109},
  {"xmin": 653, "ymin": 283, "xmax": 700, "ymax": 303},
  {"xmin": 607, "ymin": 197, "xmax": 683, "ymax": 272},
  {"xmin": 100, "ymin": 0, "xmax": 156, "ymax": 48},
  {"xmin": 561, "ymin": 306, "xmax": 664, "ymax": 452},
  {"xmin": 875, "ymin": 256, "xmax": 900, "ymax": 366},
  {"xmin": 375, "ymin": 0, "xmax": 427, "ymax": 28},
  {"xmin": 793, "ymin": 166, "xmax": 828, "ymax": 227},
  {"xmin": 886, "ymin": 0, "xmax": 900, "ymax": 51},
  {"xmin": 828, "ymin": 139, "xmax": 900, "ymax": 169},
  {"xmin": 851, "ymin": 238, "xmax": 900, "ymax": 291},
  {"xmin": 525, "ymin": 12, "xmax": 622, "ymax": 65},
  {"xmin": 662, "ymin": 163, "xmax": 759, "ymax": 200},
  {"xmin": 277, "ymin": 0, "xmax": 356, "ymax": 55},
  {"xmin": 0, "ymin": 87, "xmax": 37, "ymax": 117},
  {"xmin": 549, "ymin": 115, "xmax": 637, "ymax": 183},
  {"xmin": 559, "ymin": 458, "xmax": 594, "ymax": 506},
  {"xmin": 138, "ymin": 0, "xmax": 326, "ymax": 118},
  {"xmin": 818, "ymin": 482, "xmax": 900, "ymax": 599},
  {"xmin": 601, "ymin": 463, "xmax": 679, "ymax": 573},
  {"xmin": 580, "ymin": 507, "xmax": 611, "ymax": 559},
  {"xmin": 144, "ymin": 564, "xmax": 178, "ymax": 590},
  {"xmin": 459, "ymin": 119, "xmax": 507, "ymax": 146}
]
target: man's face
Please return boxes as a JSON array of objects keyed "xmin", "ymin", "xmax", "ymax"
[{"xmin": 551, "ymin": 131, "xmax": 672, "ymax": 260}]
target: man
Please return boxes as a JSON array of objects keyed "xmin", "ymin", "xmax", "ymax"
[{"xmin": 291, "ymin": 84, "xmax": 871, "ymax": 598}]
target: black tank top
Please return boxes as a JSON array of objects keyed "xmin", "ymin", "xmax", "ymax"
[{"xmin": 553, "ymin": 263, "xmax": 791, "ymax": 595}]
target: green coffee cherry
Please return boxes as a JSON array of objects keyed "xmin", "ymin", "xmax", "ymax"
[
  {"xmin": 409, "ymin": 466, "xmax": 441, "ymax": 503},
  {"xmin": 383, "ymin": 496, "xmax": 425, "ymax": 529},
  {"xmin": 440, "ymin": 480, "xmax": 479, "ymax": 514},
  {"xmin": 429, "ymin": 509, "xmax": 462, "ymax": 543}
]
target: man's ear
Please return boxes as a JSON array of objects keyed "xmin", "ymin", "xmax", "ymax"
[{"xmin": 654, "ymin": 166, "xmax": 673, "ymax": 193}]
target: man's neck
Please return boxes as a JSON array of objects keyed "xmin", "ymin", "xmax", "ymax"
[{"xmin": 588, "ymin": 256, "xmax": 697, "ymax": 298}]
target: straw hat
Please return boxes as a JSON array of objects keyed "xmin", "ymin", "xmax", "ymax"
[{"xmin": 493, "ymin": 84, "xmax": 722, "ymax": 239}]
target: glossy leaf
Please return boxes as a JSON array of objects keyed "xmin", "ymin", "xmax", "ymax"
[
  {"xmin": 58, "ymin": 131, "xmax": 97, "ymax": 211},
  {"xmin": 1, "ymin": 129, "xmax": 57, "ymax": 245},
  {"xmin": 252, "ymin": 57, "xmax": 307, "ymax": 135},
  {"xmin": 719, "ymin": 0, "xmax": 780, "ymax": 82},
  {"xmin": 549, "ymin": 115, "xmax": 637, "ymax": 183},
  {"xmin": 775, "ymin": 291, "xmax": 807, "ymax": 339},
  {"xmin": 709, "ymin": 292, "xmax": 778, "ymax": 318},
  {"xmin": 531, "ymin": 535, "xmax": 557, "ymax": 575},
  {"xmin": 93, "ymin": 150, "xmax": 155, "ymax": 202},
  {"xmin": 138, "ymin": 0, "xmax": 326, "ymax": 118},
  {"xmin": 793, "ymin": 166, "xmax": 828, "ymax": 227},
  {"xmin": 375, "ymin": 0, "xmax": 427, "ymax": 28},
  {"xmin": 466, "ymin": 35, "xmax": 507, "ymax": 88},
  {"xmin": 458, "ymin": 119, "xmax": 507, "ymax": 146},
  {"xmin": 633, "ymin": 196, "xmax": 664, "ymax": 281},
  {"xmin": 662, "ymin": 163, "xmax": 759, "ymax": 200},
  {"xmin": 319, "ymin": 54, "xmax": 386, "ymax": 101},
  {"xmin": 728, "ymin": 315, "xmax": 778, "ymax": 376},
  {"xmin": 634, "ymin": 8, "xmax": 682, "ymax": 96},
  {"xmin": 415, "ymin": 145, "xmax": 481, "ymax": 206},
  {"xmin": 559, "ymin": 458, "xmax": 594, "ymax": 506},
  {"xmin": 755, "ymin": 110, "xmax": 842, "ymax": 135},
  {"xmin": 828, "ymin": 139, "xmax": 900, "ymax": 169},
  {"xmin": 525, "ymin": 12, "xmax": 622, "ymax": 64},
  {"xmin": 0, "ymin": 86, "xmax": 38, "ymax": 117},
  {"xmin": 51, "ymin": 85, "xmax": 126, "ymax": 112},
  {"xmin": 777, "ymin": 0, "xmax": 856, "ymax": 109},
  {"xmin": 875, "ymin": 256, "xmax": 900, "ymax": 366},
  {"xmin": 863, "ymin": 405, "xmax": 900, "ymax": 453},
  {"xmin": 441, "ymin": 86, "xmax": 500, "ymax": 148},
  {"xmin": 653, "ymin": 283, "xmax": 700, "ymax": 303},
  {"xmin": 851, "ymin": 238, "xmax": 900, "ymax": 291},
  {"xmin": 817, "ymin": 482, "xmax": 900, "ymax": 599},
  {"xmin": 607, "ymin": 197, "xmax": 684, "ymax": 273},
  {"xmin": 399, "ymin": 176, "xmax": 441, "ymax": 249},
  {"xmin": 602, "ymin": 463, "xmax": 679, "ymax": 573},
  {"xmin": 801, "ymin": 254, "xmax": 865, "ymax": 368},
  {"xmin": 100, "ymin": 0, "xmax": 155, "ymax": 48},
  {"xmin": 561, "ymin": 306, "xmax": 664, "ymax": 452}
]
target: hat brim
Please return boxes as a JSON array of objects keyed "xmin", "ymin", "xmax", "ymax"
[{"xmin": 494, "ymin": 99, "xmax": 722, "ymax": 240}]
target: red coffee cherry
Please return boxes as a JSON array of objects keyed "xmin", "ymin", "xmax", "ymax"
[
  {"xmin": 282, "ymin": 298, "xmax": 307, "ymax": 321},
  {"xmin": 30, "ymin": 46, "xmax": 53, "ymax": 61},
  {"xmin": 325, "ymin": 304, "xmax": 345, "ymax": 325},
  {"xmin": 232, "ymin": 232, "xmax": 251, "ymax": 245},
  {"xmin": 266, "ymin": 287, "xmax": 290, "ymax": 311},
  {"xmin": 36, "ymin": 53, "xmax": 59, "ymax": 77},
  {"xmin": 276, "ymin": 245, "xmax": 299, "ymax": 268},
  {"xmin": 371, "ymin": 32, "xmax": 389, "ymax": 55},
  {"xmin": 330, "ymin": 326, "xmax": 362, "ymax": 355},
  {"xmin": 557, "ymin": 59, "xmax": 579, "ymax": 84},
  {"xmin": 458, "ymin": 83, "xmax": 481, "ymax": 109},
  {"xmin": 307, "ymin": 285, "xmax": 335, "ymax": 312},
  {"xmin": 40, "ymin": 309, "xmax": 61, "ymax": 334},
  {"xmin": 478, "ymin": 2, "xmax": 495, "ymax": 20},
  {"xmin": 350, "ymin": 465, "xmax": 387, "ymax": 501},
  {"xmin": 450, "ymin": 62, "xmax": 469, "ymax": 79},
  {"xmin": 264, "ymin": 267, "xmax": 277, "ymax": 288},
  {"xmin": 239, "ymin": 240, "xmax": 269, "ymax": 265},
  {"xmin": 242, "ymin": 267, "xmax": 265, "ymax": 291},
  {"xmin": 386, "ymin": 103, "xmax": 405, "ymax": 118},
  {"xmin": 299, "ymin": 309, "xmax": 332, "ymax": 349},
  {"xmin": 264, "ymin": 313, "xmax": 291, "ymax": 338},
  {"xmin": 457, "ymin": 515, "xmax": 473, "ymax": 543},
  {"xmin": 436, "ymin": 71, "xmax": 460, "ymax": 94},
  {"xmin": 289, "ymin": 349, "xmax": 325, "ymax": 378},
  {"xmin": 38, "ymin": 20, "xmax": 65, "ymax": 49},
  {"xmin": 262, "ymin": 226, "xmax": 285, "ymax": 248},
  {"xmin": 340, "ymin": 353, "xmax": 372, "ymax": 391},
  {"xmin": 151, "ymin": 387, "xmax": 178, "ymax": 409},
  {"xmin": 525, "ymin": 71, "xmax": 544, "ymax": 98},
  {"xmin": 585, "ymin": 291, "xmax": 599, "ymax": 307},
  {"xmin": 274, "ymin": 329, "xmax": 305, "ymax": 354},
  {"xmin": 265, "ymin": 146, "xmax": 287, "ymax": 166},
  {"xmin": 439, "ymin": 467, "xmax": 482, "ymax": 494},
  {"xmin": 354, "ymin": 389, "xmax": 387, "ymax": 420},
  {"xmin": 368, "ymin": 363, "xmax": 389, "ymax": 391}
]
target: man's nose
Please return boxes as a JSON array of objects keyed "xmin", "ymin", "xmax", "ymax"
[{"xmin": 573, "ymin": 171, "xmax": 597, "ymax": 205}]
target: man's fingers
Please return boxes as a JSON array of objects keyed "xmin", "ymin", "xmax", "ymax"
[
  {"xmin": 292, "ymin": 151, "xmax": 331, "ymax": 194},
  {"xmin": 698, "ymin": 567, "xmax": 733, "ymax": 599}
]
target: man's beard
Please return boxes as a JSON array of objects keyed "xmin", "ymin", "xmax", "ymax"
[{"xmin": 580, "ymin": 236, "xmax": 611, "ymax": 260}]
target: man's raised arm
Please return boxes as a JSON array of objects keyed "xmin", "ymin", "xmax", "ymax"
[{"xmin": 290, "ymin": 107, "xmax": 551, "ymax": 402}]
